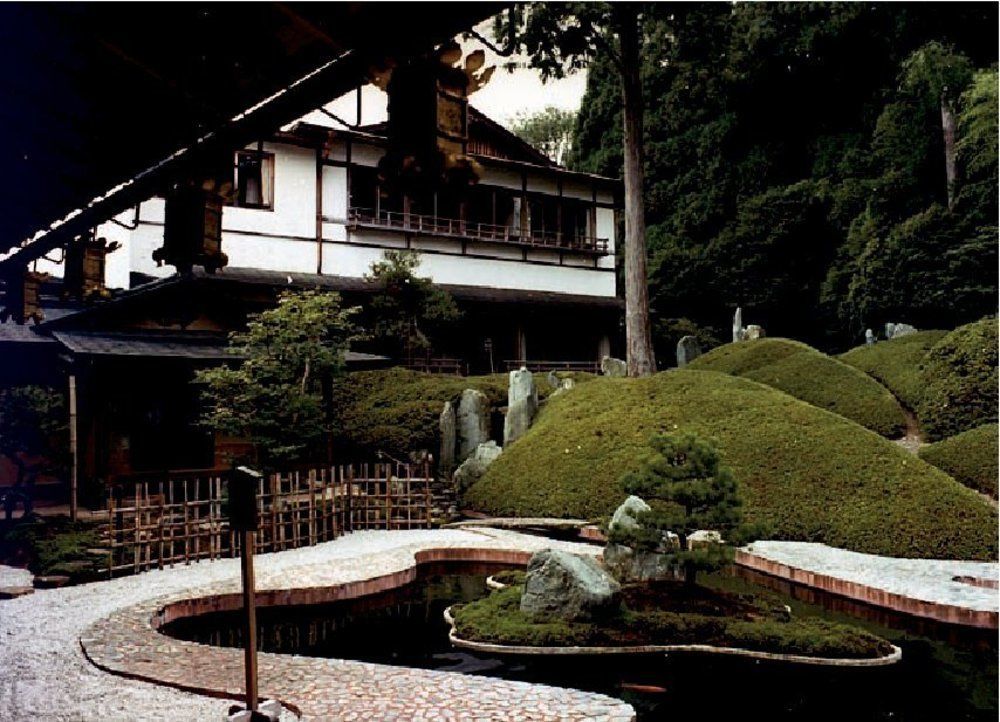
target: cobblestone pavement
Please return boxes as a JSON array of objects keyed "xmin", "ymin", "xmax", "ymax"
[
  {"xmin": 2, "ymin": 529, "xmax": 634, "ymax": 721},
  {"xmin": 744, "ymin": 540, "xmax": 999, "ymax": 612}
]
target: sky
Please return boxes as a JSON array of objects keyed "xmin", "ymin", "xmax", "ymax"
[{"xmin": 299, "ymin": 18, "xmax": 588, "ymax": 130}]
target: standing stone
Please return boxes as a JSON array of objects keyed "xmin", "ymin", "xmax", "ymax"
[
  {"xmin": 865, "ymin": 328, "xmax": 875, "ymax": 346},
  {"xmin": 457, "ymin": 389, "xmax": 489, "ymax": 462},
  {"xmin": 743, "ymin": 324, "xmax": 765, "ymax": 340},
  {"xmin": 885, "ymin": 322, "xmax": 917, "ymax": 340},
  {"xmin": 601, "ymin": 356, "xmax": 627, "ymax": 377},
  {"xmin": 519, "ymin": 549, "xmax": 621, "ymax": 621},
  {"xmin": 503, "ymin": 367, "xmax": 538, "ymax": 445},
  {"xmin": 453, "ymin": 441, "xmax": 503, "ymax": 494},
  {"xmin": 732, "ymin": 307, "xmax": 743, "ymax": 343},
  {"xmin": 675, "ymin": 335, "xmax": 702, "ymax": 368},
  {"xmin": 438, "ymin": 401, "xmax": 456, "ymax": 476},
  {"xmin": 608, "ymin": 495, "xmax": 651, "ymax": 534},
  {"xmin": 546, "ymin": 370, "xmax": 561, "ymax": 390}
]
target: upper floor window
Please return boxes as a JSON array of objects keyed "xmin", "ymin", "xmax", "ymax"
[{"xmin": 232, "ymin": 151, "xmax": 274, "ymax": 209}]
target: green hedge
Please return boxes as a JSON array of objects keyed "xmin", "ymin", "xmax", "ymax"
[
  {"xmin": 839, "ymin": 331, "xmax": 949, "ymax": 410},
  {"xmin": 914, "ymin": 318, "xmax": 999, "ymax": 441},
  {"xmin": 330, "ymin": 367, "xmax": 588, "ymax": 460},
  {"xmin": 465, "ymin": 370, "xmax": 996, "ymax": 560},
  {"xmin": 919, "ymin": 424, "xmax": 998, "ymax": 498},
  {"xmin": 689, "ymin": 339, "xmax": 908, "ymax": 437}
]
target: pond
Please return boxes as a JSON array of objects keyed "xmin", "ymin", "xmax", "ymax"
[{"xmin": 161, "ymin": 560, "xmax": 997, "ymax": 721}]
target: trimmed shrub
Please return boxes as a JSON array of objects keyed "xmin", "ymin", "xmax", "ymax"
[
  {"xmin": 839, "ymin": 330, "xmax": 948, "ymax": 409},
  {"xmin": 465, "ymin": 370, "xmax": 996, "ymax": 560},
  {"xmin": 689, "ymin": 339, "xmax": 908, "ymax": 437},
  {"xmin": 919, "ymin": 424, "xmax": 998, "ymax": 498},
  {"xmin": 914, "ymin": 318, "xmax": 999, "ymax": 441}
]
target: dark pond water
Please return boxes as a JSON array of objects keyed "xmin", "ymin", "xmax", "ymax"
[{"xmin": 161, "ymin": 560, "xmax": 997, "ymax": 721}]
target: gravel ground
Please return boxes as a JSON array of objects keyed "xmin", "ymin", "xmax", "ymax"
[
  {"xmin": 745, "ymin": 540, "xmax": 999, "ymax": 611},
  {"xmin": 0, "ymin": 528, "xmax": 599, "ymax": 722},
  {"xmin": 0, "ymin": 564, "xmax": 32, "ymax": 588}
]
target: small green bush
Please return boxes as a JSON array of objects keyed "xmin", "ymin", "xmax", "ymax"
[
  {"xmin": 465, "ymin": 370, "xmax": 996, "ymax": 560},
  {"xmin": 839, "ymin": 330, "xmax": 949, "ymax": 409},
  {"xmin": 914, "ymin": 318, "xmax": 999, "ymax": 441},
  {"xmin": 689, "ymin": 339, "xmax": 907, "ymax": 437},
  {"xmin": 919, "ymin": 424, "xmax": 998, "ymax": 498},
  {"xmin": 453, "ymin": 584, "xmax": 893, "ymax": 658},
  {"xmin": 2, "ymin": 517, "xmax": 103, "ymax": 578}
]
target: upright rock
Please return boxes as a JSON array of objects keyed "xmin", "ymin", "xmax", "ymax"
[
  {"xmin": 503, "ymin": 367, "xmax": 538, "ymax": 445},
  {"xmin": 732, "ymin": 307, "xmax": 743, "ymax": 343},
  {"xmin": 453, "ymin": 441, "xmax": 502, "ymax": 493},
  {"xmin": 438, "ymin": 401, "xmax": 456, "ymax": 476},
  {"xmin": 743, "ymin": 324, "xmax": 765, "ymax": 340},
  {"xmin": 601, "ymin": 356, "xmax": 627, "ymax": 377},
  {"xmin": 519, "ymin": 549, "xmax": 621, "ymax": 621},
  {"xmin": 608, "ymin": 495, "xmax": 651, "ymax": 534},
  {"xmin": 457, "ymin": 389, "xmax": 489, "ymax": 462},
  {"xmin": 865, "ymin": 328, "xmax": 875, "ymax": 346},
  {"xmin": 604, "ymin": 495, "xmax": 683, "ymax": 583},
  {"xmin": 676, "ymin": 335, "xmax": 702, "ymax": 368}
]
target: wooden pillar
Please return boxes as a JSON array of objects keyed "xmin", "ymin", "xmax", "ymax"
[
  {"xmin": 240, "ymin": 529, "xmax": 258, "ymax": 711},
  {"xmin": 68, "ymin": 374, "xmax": 78, "ymax": 522},
  {"xmin": 315, "ymin": 147, "xmax": 323, "ymax": 275}
]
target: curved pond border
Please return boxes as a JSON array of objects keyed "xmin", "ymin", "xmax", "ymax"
[
  {"xmin": 735, "ymin": 549, "xmax": 999, "ymax": 629},
  {"xmin": 442, "ymin": 607, "xmax": 903, "ymax": 667},
  {"xmin": 79, "ymin": 543, "xmax": 635, "ymax": 722}
]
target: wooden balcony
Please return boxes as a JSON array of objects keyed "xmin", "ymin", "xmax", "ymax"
[{"xmin": 347, "ymin": 207, "xmax": 610, "ymax": 256}]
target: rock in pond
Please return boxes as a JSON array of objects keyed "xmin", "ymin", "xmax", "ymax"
[
  {"xmin": 520, "ymin": 549, "xmax": 621, "ymax": 621},
  {"xmin": 604, "ymin": 543, "xmax": 683, "ymax": 583}
]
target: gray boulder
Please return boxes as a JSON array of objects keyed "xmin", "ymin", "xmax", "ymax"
[
  {"xmin": 457, "ymin": 389, "xmax": 490, "ymax": 462},
  {"xmin": 519, "ymin": 549, "xmax": 621, "ymax": 621},
  {"xmin": 550, "ymin": 377, "xmax": 576, "ymax": 399},
  {"xmin": 601, "ymin": 356, "xmax": 627, "ymax": 377},
  {"xmin": 885, "ymin": 322, "xmax": 917, "ymax": 340},
  {"xmin": 865, "ymin": 328, "xmax": 875, "ymax": 346},
  {"xmin": 686, "ymin": 529, "xmax": 724, "ymax": 550},
  {"xmin": 742, "ymin": 324, "xmax": 765, "ymax": 340},
  {"xmin": 675, "ymin": 335, "xmax": 702, "ymax": 368},
  {"xmin": 503, "ymin": 367, "xmax": 538, "ymax": 445},
  {"xmin": 603, "ymin": 543, "xmax": 683, "ymax": 583},
  {"xmin": 438, "ymin": 401, "xmax": 456, "ymax": 476},
  {"xmin": 608, "ymin": 495, "xmax": 650, "ymax": 534},
  {"xmin": 453, "ymin": 441, "xmax": 502, "ymax": 493}
]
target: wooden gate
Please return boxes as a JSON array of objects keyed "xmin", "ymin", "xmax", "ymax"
[{"xmin": 106, "ymin": 461, "xmax": 434, "ymax": 576}]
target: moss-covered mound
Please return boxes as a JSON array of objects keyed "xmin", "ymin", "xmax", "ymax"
[
  {"xmin": 919, "ymin": 424, "xmax": 999, "ymax": 499},
  {"xmin": 465, "ymin": 370, "xmax": 996, "ymax": 560},
  {"xmin": 839, "ymin": 331, "xmax": 949, "ymax": 410},
  {"xmin": 331, "ymin": 367, "xmax": 587, "ymax": 459},
  {"xmin": 453, "ymin": 584, "xmax": 894, "ymax": 659},
  {"xmin": 914, "ymin": 318, "xmax": 999, "ymax": 441},
  {"xmin": 688, "ymin": 339, "xmax": 907, "ymax": 437}
]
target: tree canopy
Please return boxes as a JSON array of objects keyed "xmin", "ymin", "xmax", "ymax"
[{"xmin": 570, "ymin": 3, "xmax": 998, "ymax": 353}]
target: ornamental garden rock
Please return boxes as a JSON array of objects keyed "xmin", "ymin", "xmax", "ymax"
[
  {"xmin": 457, "ymin": 388, "xmax": 490, "ymax": 462},
  {"xmin": 503, "ymin": 368, "xmax": 538, "ymax": 445},
  {"xmin": 519, "ymin": 549, "xmax": 621, "ymax": 622},
  {"xmin": 453, "ymin": 441, "xmax": 502, "ymax": 493}
]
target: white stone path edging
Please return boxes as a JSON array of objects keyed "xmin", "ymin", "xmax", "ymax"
[
  {"xmin": 0, "ymin": 528, "xmax": 634, "ymax": 722},
  {"xmin": 442, "ymin": 607, "xmax": 903, "ymax": 667}
]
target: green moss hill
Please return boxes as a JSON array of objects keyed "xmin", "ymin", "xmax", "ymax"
[
  {"xmin": 465, "ymin": 370, "xmax": 996, "ymax": 561},
  {"xmin": 914, "ymin": 318, "xmax": 999, "ymax": 441},
  {"xmin": 919, "ymin": 424, "xmax": 999, "ymax": 499},
  {"xmin": 331, "ymin": 368, "xmax": 589, "ymax": 460},
  {"xmin": 839, "ymin": 331, "xmax": 949, "ymax": 410},
  {"xmin": 688, "ymin": 339, "xmax": 907, "ymax": 437}
]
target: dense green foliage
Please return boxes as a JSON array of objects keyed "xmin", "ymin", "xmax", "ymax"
[
  {"xmin": 611, "ymin": 433, "xmax": 745, "ymax": 582},
  {"xmin": 839, "ymin": 330, "xmax": 949, "ymax": 409},
  {"xmin": 915, "ymin": 318, "xmax": 999, "ymax": 441},
  {"xmin": 570, "ymin": 4, "xmax": 997, "ymax": 351},
  {"xmin": 453, "ymin": 584, "xmax": 893, "ymax": 658},
  {"xmin": 0, "ymin": 517, "xmax": 104, "ymax": 579},
  {"xmin": 196, "ymin": 290, "xmax": 360, "ymax": 466},
  {"xmin": 689, "ymin": 339, "xmax": 907, "ymax": 437},
  {"xmin": 363, "ymin": 251, "xmax": 460, "ymax": 361},
  {"xmin": 919, "ymin": 424, "xmax": 999, "ymax": 499},
  {"xmin": 510, "ymin": 106, "xmax": 577, "ymax": 165},
  {"xmin": 330, "ymin": 368, "xmax": 586, "ymax": 461},
  {"xmin": 0, "ymin": 385, "xmax": 68, "ymax": 487},
  {"xmin": 465, "ymin": 370, "xmax": 996, "ymax": 560}
]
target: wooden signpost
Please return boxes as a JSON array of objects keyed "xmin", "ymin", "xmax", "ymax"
[{"xmin": 230, "ymin": 466, "xmax": 262, "ymax": 713}]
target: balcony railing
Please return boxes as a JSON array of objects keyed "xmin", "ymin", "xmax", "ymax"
[
  {"xmin": 347, "ymin": 207, "xmax": 609, "ymax": 256},
  {"xmin": 503, "ymin": 359, "xmax": 601, "ymax": 374}
]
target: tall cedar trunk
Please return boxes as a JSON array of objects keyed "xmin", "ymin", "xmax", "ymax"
[
  {"xmin": 941, "ymin": 89, "xmax": 957, "ymax": 209},
  {"xmin": 616, "ymin": 5, "xmax": 657, "ymax": 377}
]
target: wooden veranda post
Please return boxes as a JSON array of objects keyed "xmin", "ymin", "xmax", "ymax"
[{"xmin": 231, "ymin": 466, "xmax": 262, "ymax": 713}]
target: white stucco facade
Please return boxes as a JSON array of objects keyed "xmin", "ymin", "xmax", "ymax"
[{"xmin": 91, "ymin": 130, "xmax": 620, "ymax": 299}]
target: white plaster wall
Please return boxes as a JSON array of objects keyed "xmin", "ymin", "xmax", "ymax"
[
  {"xmin": 596, "ymin": 207, "xmax": 616, "ymax": 271},
  {"xmin": 224, "ymin": 142, "xmax": 314, "ymax": 239}
]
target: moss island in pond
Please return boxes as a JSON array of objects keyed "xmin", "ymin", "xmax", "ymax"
[{"xmin": 452, "ymin": 583, "xmax": 895, "ymax": 660}]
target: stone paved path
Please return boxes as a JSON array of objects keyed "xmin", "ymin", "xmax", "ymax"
[
  {"xmin": 1, "ymin": 529, "xmax": 635, "ymax": 721},
  {"xmin": 744, "ymin": 541, "xmax": 999, "ymax": 613}
]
